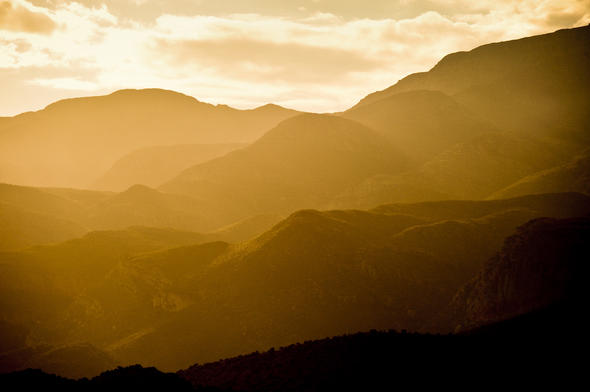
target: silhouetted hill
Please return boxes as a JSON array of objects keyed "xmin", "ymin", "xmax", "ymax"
[
  {"xmin": 490, "ymin": 150, "xmax": 590, "ymax": 199},
  {"xmin": 353, "ymin": 25, "xmax": 590, "ymax": 143},
  {"xmin": 343, "ymin": 90, "xmax": 496, "ymax": 164},
  {"xmin": 0, "ymin": 89, "xmax": 299, "ymax": 188},
  {"xmin": 2, "ymin": 302, "xmax": 581, "ymax": 391},
  {"xmin": 0, "ymin": 344, "xmax": 116, "ymax": 380},
  {"xmin": 178, "ymin": 301, "xmax": 581, "ymax": 392},
  {"xmin": 161, "ymin": 114, "xmax": 406, "ymax": 222},
  {"xmin": 93, "ymin": 143, "xmax": 246, "ymax": 191},
  {"xmin": 447, "ymin": 216, "xmax": 590, "ymax": 331},
  {"xmin": 1, "ymin": 365, "xmax": 194, "ymax": 391}
]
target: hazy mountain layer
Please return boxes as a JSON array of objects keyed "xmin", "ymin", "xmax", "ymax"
[
  {"xmin": 490, "ymin": 150, "xmax": 590, "ymax": 199},
  {"xmin": 0, "ymin": 202, "xmax": 87, "ymax": 251},
  {"xmin": 161, "ymin": 114, "xmax": 406, "ymax": 222},
  {"xmin": 93, "ymin": 143, "xmax": 246, "ymax": 191},
  {"xmin": 342, "ymin": 90, "xmax": 496, "ymax": 164},
  {"xmin": 0, "ymin": 182, "xmax": 289, "ymax": 249},
  {"xmin": 0, "ymin": 89, "xmax": 299, "ymax": 188},
  {"xmin": 331, "ymin": 131, "xmax": 571, "ymax": 209},
  {"xmin": 0, "ymin": 183, "xmax": 231, "ymax": 235}
]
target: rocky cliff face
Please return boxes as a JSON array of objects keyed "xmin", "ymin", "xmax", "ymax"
[{"xmin": 448, "ymin": 216, "xmax": 589, "ymax": 331}]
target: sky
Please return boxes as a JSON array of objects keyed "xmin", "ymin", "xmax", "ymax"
[{"xmin": 1, "ymin": 0, "xmax": 589, "ymax": 115}]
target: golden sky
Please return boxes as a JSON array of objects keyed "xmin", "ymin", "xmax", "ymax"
[{"xmin": 1, "ymin": 0, "xmax": 589, "ymax": 115}]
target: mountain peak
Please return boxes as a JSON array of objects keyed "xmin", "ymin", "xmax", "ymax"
[
  {"xmin": 43, "ymin": 88, "xmax": 202, "ymax": 112},
  {"xmin": 108, "ymin": 88, "xmax": 200, "ymax": 102},
  {"xmin": 122, "ymin": 184, "xmax": 157, "ymax": 194}
]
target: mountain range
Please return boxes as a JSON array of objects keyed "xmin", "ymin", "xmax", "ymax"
[{"xmin": 1, "ymin": 24, "xmax": 589, "ymax": 387}]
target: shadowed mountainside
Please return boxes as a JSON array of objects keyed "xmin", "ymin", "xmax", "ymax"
[
  {"xmin": 1, "ymin": 193, "xmax": 584, "ymax": 374},
  {"xmin": 2, "ymin": 303, "xmax": 581, "ymax": 391},
  {"xmin": 93, "ymin": 143, "xmax": 246, "ymax": 191},
  {"xmin": 178, "ymin": 302, "xmax": 581, "ymax": 392},
  {"xmin": 0, "ymin": 89, "xmax": 299, "ymax": 188},
  {"xmin": 446, "ymin": 216, "xmax": 589, "ymax": 332}
]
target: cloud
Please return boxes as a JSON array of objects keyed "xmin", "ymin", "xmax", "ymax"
[
  {"xmin": 28, "ymin": 76, "xmax": 99, "ymax": 90},
  {"xmin": 1, "ymin": 0, "xmax": 589, "ymax": 115},
  {"xmin": 0, "ymin": 0, "xmax": 56, "ymax": 34},
  {"xmin": 153, "ymin": 37, "xmax": 384, "ymax": 84}
]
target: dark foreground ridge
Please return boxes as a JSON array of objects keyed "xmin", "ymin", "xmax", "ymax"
[{"xmin": 1, "ymin": 302, "xmax": 583, "ymax": 391}]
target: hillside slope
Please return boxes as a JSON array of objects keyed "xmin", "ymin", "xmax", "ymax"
[
  {"xmin": 331, "ymin": 132, "xmax": 568, "ymax": 208},
  {"xmin": 353, "ymin": 25, "xmax": 590, "ymax": 143},
  {"xmin": 490, "ymin": 150, "xmax": 590, "ymax": 199},
  {"xmin": 342, "ymin": 90, "xmax": 496, "ymax": 164},
  {"xmin": 162, "ymin": 114, "xmax": 406, "ymax": 222}
]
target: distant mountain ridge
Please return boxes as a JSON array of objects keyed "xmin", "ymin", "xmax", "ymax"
[
  {"xmin": 353, "ymin": 25, "xmax": 590, "ymax": 142},
  {"xmin": 0, "ymin": 89, "xmax": 299, "ymax": 188},
  {"xmin": 330, "ymin": 25, "xmax": 590, "ymax": 208}
]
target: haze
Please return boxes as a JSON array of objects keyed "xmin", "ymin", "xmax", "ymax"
[{"xmin": 1, "ymin": 1, "xmax": 589, "ymax": 388}]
